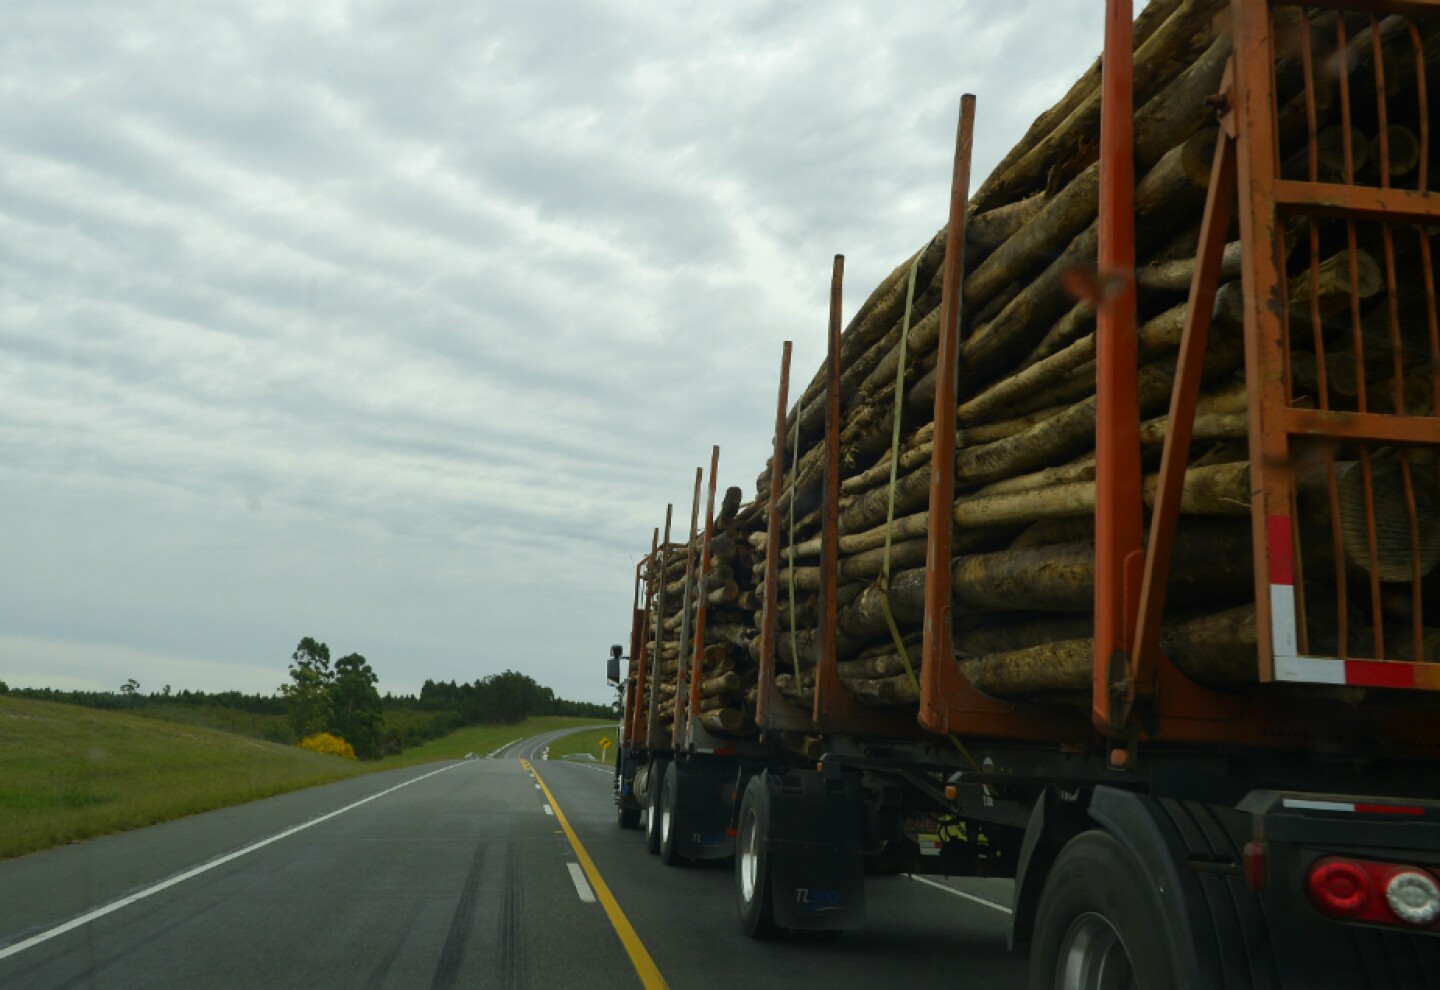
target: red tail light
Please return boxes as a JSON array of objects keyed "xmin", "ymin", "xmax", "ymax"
[
  {"xmin": 1307, "ymin": 860, "xmax": 1372, "ymax": 917},
  {"xmin": 1307, "ymin": 857, "xmax": 1440, "ymax": 930}
]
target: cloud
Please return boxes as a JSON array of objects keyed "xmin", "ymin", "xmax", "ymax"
[{"xmin": 0, "ymin": 0, "xmax": 1104, "ymax": 702}]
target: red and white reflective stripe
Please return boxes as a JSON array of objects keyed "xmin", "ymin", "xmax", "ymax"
[
  {"xmin": 1268, "ymin": 515, "xmax": 1300, "ymax": 661},
  {"xmin": 1283, "ymin": 798, "xmax": 1425, "ymax": 816},
  {"xmin": 1267, "ymin": 514, "xmax": 1424, "ymax": 689}
]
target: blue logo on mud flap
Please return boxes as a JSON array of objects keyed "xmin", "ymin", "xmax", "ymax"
[{"xmin": 793, "ymin": 888, "xmax": 842, "ymax": 912}]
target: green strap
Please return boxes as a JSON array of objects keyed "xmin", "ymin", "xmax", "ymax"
[
  {"xmin": 787, "ymin": 416, "xmax": 801, "ymax": 685},
  {"xmin": 879, "ymin": 257, "xmax": 922, "ymax": 693},
  {"xmin": 874, "ymin": 259, "xmax": 987, "ymax": 785}
]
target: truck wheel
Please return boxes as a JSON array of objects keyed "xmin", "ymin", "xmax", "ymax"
[
  {"xmin": 1029, "ymin": 830, "xmax": 1174, "ymax": 990},
  {"xmin": 659, "ymin": 762, "xmax": 687, "ymax": 866},
  {"xmin": 617, "ymin": 803, "xmax": 641, "ymax": 830},
  {"xmin": 735, "ymin": 775, "xmax": 780, "ymax": 939},
  {"xmin": 644, "ymin": 760, "xmax": 666, "ymax": 855}
]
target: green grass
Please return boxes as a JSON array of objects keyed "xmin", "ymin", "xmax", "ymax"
[
  {"xmin": 0, "ymin": 698, "xmax": 611, "ymax": 861},
  {"xmin": 545, "ymin": 725, "xmax": 618, "ymax": 765},
  {"xmin": 129, "ymin": 703, "xmax": 292, "ymax": 743},
  {"xmin": 0, "ymin": 695, "xmax": 369, "ymax": 860},
  {"xmin": 376, "ymin": 716, "xmax": 613, "ymax": 767}
]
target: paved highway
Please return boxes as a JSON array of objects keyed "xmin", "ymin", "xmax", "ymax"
[{"xmin": 0, "ymin": 729, "xmax": 1028, "ymax": 988}]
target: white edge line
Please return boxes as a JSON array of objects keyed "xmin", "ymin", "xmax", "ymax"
[
  {"xmin": 0, "ymin": 761, "xmax": 466, "ymax": 962},
  {"xmin": 566, "ymin": 862, "xmax": 597, "ymax": 903},
  {"xmin": 543, "ymin": 803, "xmax": 555, "ymax": 816},
  {"xmin": 487, "ymin": 738, "xmax": 523, "ymax": 759},
  {"xmin": 905, "ymin": 874, "xmax": 1012, "ymax": 914}
]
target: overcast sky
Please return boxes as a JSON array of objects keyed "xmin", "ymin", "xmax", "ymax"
[{"xmin": 1, "ymin": 0, "xmax": 1107, "ymax": 704}]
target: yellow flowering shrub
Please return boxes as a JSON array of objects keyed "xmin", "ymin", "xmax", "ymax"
[{"xmin": 298, "ymin": 732, "xmax": 357, "ymax": 760}]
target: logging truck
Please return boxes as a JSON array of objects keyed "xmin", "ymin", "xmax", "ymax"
[{"xmin": 613, "ymin": 0, "xmax": 1440, "ymax": 985}]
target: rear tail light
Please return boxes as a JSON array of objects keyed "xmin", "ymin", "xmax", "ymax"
[
  {"xmin": 1307, "ymin": 857, "xmax": 1440, "ymax": 930},
  {"xmin": 1386, "ymin": 872, "xmax": 1440, "ymax": 925},
  {"xmin": 1307, "ymin": 860, "xmax": 1372, "ymax": 917}
]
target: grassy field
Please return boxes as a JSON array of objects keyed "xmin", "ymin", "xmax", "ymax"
[
  {"xmin": 377, "ymin": 716, "xmax": 613, "ymax": 767},
  {"xmin": 545, "ymin": 724, "xmax": 618, "ymax": 765},
  {"xmin": 0, "ymin": 697, "xmax": 609, "ymax": 861}
]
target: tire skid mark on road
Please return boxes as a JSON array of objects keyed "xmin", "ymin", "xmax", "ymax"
[
  {"xmin": 429, "ymin": 841, "xmax": 486, "ymax": 990},
  {"xmin": 1, "ymin": 890, "xmax": 228, "ymax": 986},
  {"xmin": 365, "ymin": 896, "xmax": 425, "ymax": 990},
  {"xmin": 498, "ymin": 842, "xmax": 523, "ymax": 989}
]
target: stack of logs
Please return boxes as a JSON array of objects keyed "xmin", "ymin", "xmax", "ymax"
[
  {"xmin": 646, "ymin": 488, "xmax": 765, "ymax": 738},
  {"xmin": 742, "ymin": 2, "xmax": 1440, "ymax": 711},
  {"xmin": 646, "ymin": 2, "xmax": 1439, "ymax": 735}
]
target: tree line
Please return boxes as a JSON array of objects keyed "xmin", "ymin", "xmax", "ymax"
[{"xmin": 4, "ymin": 637, "xmax": 611, "ymax": 760}]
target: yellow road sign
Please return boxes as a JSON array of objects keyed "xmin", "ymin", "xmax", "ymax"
[{"xmin": 599, "ymin": 736, "xmax": 612, "ymax": 750}]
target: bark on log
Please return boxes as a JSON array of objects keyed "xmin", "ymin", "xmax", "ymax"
[
  {"xmin": 699, "ymin": 708, "xmax": 753, "ymax": 735},
  {"xmin": 961, "ymin": 128, "xmax": 1217, "ymax": 385},
  {"xmin": 952, "ymin": 520, "xmax": 1253, "ymax": 613},
  {"xmin": 970, "ymin": 0, "xmax": 1220, "ymax": 211}
]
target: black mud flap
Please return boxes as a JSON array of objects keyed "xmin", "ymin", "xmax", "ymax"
[
  {"xmin": 673, "ymin": 760, "xmax": 739, "ymax": 861},
  {"xmin": 765, "ymin": 769, "xmax": 867, "ymax": 931}
]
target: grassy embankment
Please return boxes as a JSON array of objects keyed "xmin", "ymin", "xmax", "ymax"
[
  {"xmin": 545, "ymin": 725, "xmax": 618, "ymax": 765},
  {"xmin": 0, "ymin": 695, "xmax": 607, "ymax": 860}
]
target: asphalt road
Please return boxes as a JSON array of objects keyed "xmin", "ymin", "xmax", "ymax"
[{"xmin": 0, "ymin": 729, "xmax": 1029, "ymax": 988}]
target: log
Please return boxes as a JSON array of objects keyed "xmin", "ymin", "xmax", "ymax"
[
  {"xmin": 952, "ymin": 520, "xmax": 1253, "ymax": 613},
  {"xmin": 840, "ymin": 672, "xmax": 920, "ymax": 707},
  {"xmin": 1288, "ymin": 248, "xmax": 1383, "ymax": 326},
  {"xmin": 1136, "ymin": 241, "xmax": 1243, "ymax": 292},
  {"xmin": 838, "ymin": 568, "xmax": 929, "ymax": 642},
  {"xmin": 699, "ymin": 708, "xmax": 753, "ymax": 735},
  {"xmin": 970, "ymin": 0, "xmax": 1221, "ymax": 211},
  {"xmin": 1332, "ymin": 456, "xmax": 1440, "ymax": 581},
  {"xmin": 772, "ymin": 538, "xmax": 930, "ymax": 590},
  {"xmin": 964, "ymin": 406, "xmax": 1072, "ymax": 444},
  {"xmin": 956, "ymin": 604, "xmax": 1264, "ymax": 697},
  {"xmin": 960, "ymin": 639, "xmax": 1094, "ymax": 694},
  {"xmin": 967, "ymin": 194, "xmax": 1047, "ymax": 253},
  {"xmin": 700, "ymin": 670, "xmax": 743, "ymax": 696},
  {"xmin": 960, "ymin": 127, "xmax": 1217, "ymax": 385},
  {"xmin": 1009, "ymin": 517, "xmax": 1096, "ymax": 550},
  {"xmin": 965, "ymin": 162, "xmax": 1101, "ymax": 311},
  {"xmin": 952, "ymin": 462, "xmax": 1249, "ymax": 528},
  {"xmin": 954, "ymin": 614, "xmax": 1096, "ymax": 656}
]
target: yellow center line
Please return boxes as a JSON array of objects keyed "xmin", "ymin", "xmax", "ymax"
[{"xmin": 523, "ymin": 759, "xmax": 669, "ymax": 990}]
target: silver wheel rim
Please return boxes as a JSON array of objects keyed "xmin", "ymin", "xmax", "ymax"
[
  {"xmin": 662, "ymin": 805, "xmax": 672, "ymax": 846},
  {"xmin": 1056, "ymin": 912, "xmax": 1134, "ymax": 990},
  {"xmin": 647, "ymin": 798, "xmax": 656, "ymax": 838},
  {"xmin": 739, "ymin": 809, "xmax": 759, "ymax": 903}
]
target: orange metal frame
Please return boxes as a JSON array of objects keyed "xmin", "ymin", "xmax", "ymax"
[
  {"xmin": 918, "ymin": 97, "xmax": 1093, "ymax": 745},
  {"xmin": 670, "ymin": 467, "xmax": 704, "ymax": 747},
  {"xmin": 645, "ymin": 506, "xmax": 674, "ymax": 749},
  {"xmin": 811, "ymin": 256, "xmax": 929, "ymax": 739},
  {"xmin": 682, "ymin": 447, "xmax": 721, "ymax": 746},
  {"xmin": 915, "ymin": 0, "xmax": 1440, "ymax": 759},
  {"xmin": 626, "ymin": 529, "xmax": 659, "ymax": 748},
  {"xmin": 756, "ymin": 342, "xmax": 821, "ymax": 734}
]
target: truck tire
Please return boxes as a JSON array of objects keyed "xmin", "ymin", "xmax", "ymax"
[
  {"xmin": 735, "ymin": 774, "xmax": 780, "ymax": 939},
  {"xmin": 617, "ymin": 803, "xmax": 641, "ymax": 830},
  {"xmin": 659, "ymin": 761, "xmax": 687, "ymax": 866},
  {"xmin": 1029, "ymin": 830, "xmax": 1176, "ymax": 990},
  {"xmin": 644, "ymin": 759, "xmax": 667, "ymax": 855}
]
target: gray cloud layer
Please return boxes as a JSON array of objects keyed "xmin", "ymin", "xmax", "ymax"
[{"xmin": 1, "ymin": 0, "xmax": 1104, "ymax": 702}]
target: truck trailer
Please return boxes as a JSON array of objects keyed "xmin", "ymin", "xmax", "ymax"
[{"xmin": 612, "ymin": 1, "xmax": 1440, "ymax": 985}]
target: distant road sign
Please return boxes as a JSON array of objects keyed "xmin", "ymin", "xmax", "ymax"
[{"xmin": 599, "ymin": 736, "xmax": 612, "ymax": 751}]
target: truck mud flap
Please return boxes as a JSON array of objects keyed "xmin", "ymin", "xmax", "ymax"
[
  {"xmin": 672, "ymin": 761, "xmax": 738, "ymax": 860},
  {"xmin": 764, "ymin": 770, "xmax": 866, "ymax": 931}
]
